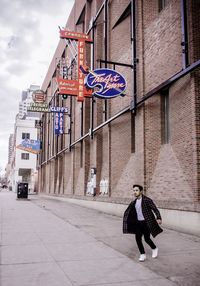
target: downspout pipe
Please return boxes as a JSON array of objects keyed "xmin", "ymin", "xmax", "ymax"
[
  {"xmin": 81, "ymin": 102, "xmax": 83, "ymax": 137},
  {"xmin": 104, "ymin": 0, "xmax": 108, "ymax": 120},
  {"xmin": 104, "ymin": 0, "xmax": 108, "ymax": 65},
  {"xmin": 90, "ymin": 19, "xmax": 95, "ymax": 139},
  {"xmin": 69, "ymin": 96, "xmax": 72, "ymax": 151},
  {"xmin": 131, "ymin": 0, "xmax": 137, "ymax": 112},
  {"xmin": 181, "ymin": 0, "xmax": 189, "ymax": 69}
]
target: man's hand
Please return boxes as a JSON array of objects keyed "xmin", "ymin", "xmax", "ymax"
[{"xmin": 157, "ymin": 219, "xmax": 162, "ymax": 225}]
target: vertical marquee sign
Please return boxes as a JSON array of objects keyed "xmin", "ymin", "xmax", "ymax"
[
  {"xmin": 78, "ymin": 40, "xmax": 85, "ymax": 101},
  {"xmin": 54, "ymin": 112, "xmax": 64, "ymax": 135},
  {"xmin": 52, "ymin": 107, "xmax": 69, "ymax": 135},
  {"xmin": 58, "ymin": 30, "xmax": 93, "ymax": 102}
]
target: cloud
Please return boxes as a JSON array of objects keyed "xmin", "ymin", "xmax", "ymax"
[
  {"xmin": 6, "ymin": 60, "xmax": 30, "ymax": 76},
  {"xmin": 0, "ymin": 0, "xmax": 74, "ymax": 24},
  {"xmin": 0, "ymin": 79, "xmax": 20, "ymax": 126},
  {"xmin": 0, "ymin": 0, "xmax": 74, "ymax": 172}
]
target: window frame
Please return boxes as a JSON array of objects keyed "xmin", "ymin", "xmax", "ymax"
[
  {"xmin": 21, "ymin": 153, "xmax": 30, "ymax": 160},
  {"xmin": 159, "ymin": 0, "xmax": 168, "ymax": 12},
  {"xmin": 22, "ymin": 132, "xmax": 30, "ymax": 140}
]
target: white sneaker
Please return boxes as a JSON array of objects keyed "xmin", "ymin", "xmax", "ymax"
[
  {"xmin": 139, "ymin": 254, "xmax": 146, "ymax": 262},
  {"xmin": 152, "ymin": 248, "xmax": 158, "ymax": 258}
]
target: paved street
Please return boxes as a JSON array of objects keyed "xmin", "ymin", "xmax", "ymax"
[{"xmin": 0, "ymin": 190, "xmax": 200, "ymax": 286}]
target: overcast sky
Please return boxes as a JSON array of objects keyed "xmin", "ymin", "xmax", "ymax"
[{"xmin": 0, "ymin": 0, "xmax": 74, "ymax": 174}]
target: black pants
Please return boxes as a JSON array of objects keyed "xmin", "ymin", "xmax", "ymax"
[{"xmin": 135, "ymin": 220, "xmax": 156, "ymax": 254}]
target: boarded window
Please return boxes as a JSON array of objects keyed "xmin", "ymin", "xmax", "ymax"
[{"xmin": 161, "ymin": 90, "xmax": 170, "ymax": 144}]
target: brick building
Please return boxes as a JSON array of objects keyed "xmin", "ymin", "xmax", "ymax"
[{"xmin": 38, "ymin": 0, "xmax": 200, "ymax": 235}]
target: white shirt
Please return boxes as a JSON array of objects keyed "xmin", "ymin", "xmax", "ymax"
[{"xmin": 135, "ymin": 197, "xmax": 145, "ymax": 221}]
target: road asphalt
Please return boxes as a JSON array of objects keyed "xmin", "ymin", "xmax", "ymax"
[{"xmin": 0, "ymin": 190, "xmax": 200, "ymax": 286}]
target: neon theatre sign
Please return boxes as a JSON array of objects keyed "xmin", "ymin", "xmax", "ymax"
[
  {"xmin": 84, "ymin": 68, "xmax": 127, "ymax": 99},
  {"xmin": 58, "ymin": 29, "xmax": 93, "ymax": 102}
]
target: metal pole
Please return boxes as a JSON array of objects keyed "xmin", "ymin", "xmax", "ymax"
[
  {"xmin": 104, "ymin": 0, "xmax": 108, "ymax": 120},
  {"xmin": 69, "ymin": 96, "xmax": 72, "ymax": 151},
  {"xmin": 91, "ymin": 19, "xmax": 95, "ymax": 139},
  {"xmin": 181, "ymin": 0, "xmax": 189, "ymax": 69},
  {"xmin": 131, "ymin": 0, "xmax": 137, "ymax": 113},
  {"xmin": 80, "ymin": 101, "xmax": 83, "ymax": 166}
]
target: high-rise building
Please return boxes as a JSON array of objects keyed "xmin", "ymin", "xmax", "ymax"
[
  {"xmin": 7, "ymin": 84, "xmax": 40, "ymax": 192},
  {"xmin": 19, "ymin": 85, "xmax": 40, "ymax": 119},
  {"xmin": 8, "ymin": 134, "xmax": 14, "ymax": 164},
  {"xmin": 21, "ymin": 91, "xmax": 27, "ymax": 101}
]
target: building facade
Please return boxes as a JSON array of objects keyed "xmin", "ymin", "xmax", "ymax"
[
  {"xmin": 7, "ymin": 84, "xmax": 40, "ymax": 192},
  {"xmin": 19, "ymin": 85, "xmax": 40, "ymax": 119},
  {"xmin": 38, "ymin": 0, "xmax": 200, "ymax": 235},
  {"xmin": 8, "ymin": 116, "xmax": 39, "ymax": 193},
  {"xmin": 8, "ymin": 134, "xmax": 14, "ymax": 164}
]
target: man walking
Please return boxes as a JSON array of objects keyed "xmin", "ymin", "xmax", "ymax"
[{"xmin": 123, "ymin": 184, "xmax": 163, "ymax": 262}]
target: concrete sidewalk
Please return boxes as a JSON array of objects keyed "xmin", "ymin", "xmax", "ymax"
[{"xmin": 0, "ymin": 191, "xmax": 200, "ymax": 286}]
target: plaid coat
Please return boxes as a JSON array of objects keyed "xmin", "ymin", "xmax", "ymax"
[{"xmin": 123, "ymin": 195, "xmax": 163, "ymax": 237}]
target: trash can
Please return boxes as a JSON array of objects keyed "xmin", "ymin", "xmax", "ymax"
[{"xmin": 17, "ymin": 183, "xmax": 28, "ymax": 199}]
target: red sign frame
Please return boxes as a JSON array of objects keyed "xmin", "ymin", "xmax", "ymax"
[
  {"xmin": 58, "ymin": 30, "xmax": 92, "ymax": 102},
  {"xmin": 59, "ymin": 30, "xmax": 92, "ymax": 43}
]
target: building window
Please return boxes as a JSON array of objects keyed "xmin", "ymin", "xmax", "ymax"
[
  {"xmin": 159, "ymin": 0, "xmax": 168, "ymax": 12},
  {"xmin": 161, "ymin": 90, "xmax": 170, "ymax": 144},
  {"xmin": 76, "ymin": 5, "xmax": 85, "ymax": 32},
  {"xmin": 22, "ymin": 132, "xmax": 30, "ymax": 139},
  {"xmin": 21, "ymin": 153, "xmax": 29, "ymax": 160}
]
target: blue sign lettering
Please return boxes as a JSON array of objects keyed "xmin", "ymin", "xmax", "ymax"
[
  {"xmin": 54, "ymin": 113, "xmax": 64, "ymax": 135},
  {"xmin": 50, "ymin": 106, "xmax": 69, "ymax": 113},
  {"xmin": 85, "ymin": 68, "xmax": 126, "ymax": 99}
]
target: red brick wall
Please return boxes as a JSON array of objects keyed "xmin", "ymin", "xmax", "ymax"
[
  {"xmin": 143, "ymin": 0, "xmax": 182, "ymax": 92},
  {"xmin": 38, "ymin": 0, "xmax": 200, "ymax": 214},
  {"xmin": 143, "ymin": 0, "xmax": 200, "ymax": 211},
  {"xmin": 189, "ymin": 0, "xmax": 200, "ymax": 205}
]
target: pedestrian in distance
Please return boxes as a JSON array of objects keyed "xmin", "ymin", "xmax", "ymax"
[{"xmin": 123, "ymin": 184, "xmax": 163, "ymax": 262}]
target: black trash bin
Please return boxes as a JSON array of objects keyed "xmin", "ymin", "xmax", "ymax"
[{"xmin": 17, "ymin": 183, "xmax": 28, "ymax": 199}]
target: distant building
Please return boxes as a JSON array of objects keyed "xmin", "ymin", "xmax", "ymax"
[
  {"xmin": 19, "ymin": 85, "xmax": 40, "ymax": 119},
  {"xmin": 8, "ymin": 134, "xmax": 14, "ymax": 164},
  {"xmin": 9, "ymin": 116, "xmax": 39, "ymax": 193},
  {"xmin": 7, "ymin": 85, "xmax": 41, "ymax": 193}
]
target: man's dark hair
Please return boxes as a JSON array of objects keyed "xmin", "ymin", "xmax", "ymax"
[{"xmin": 133, "ymin": 184, "xmax": 143, "ymax": 191}]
